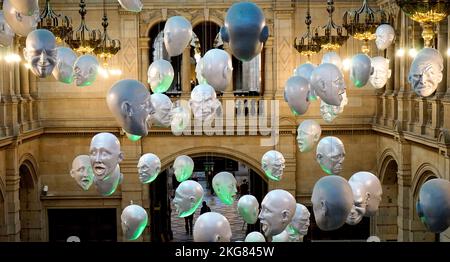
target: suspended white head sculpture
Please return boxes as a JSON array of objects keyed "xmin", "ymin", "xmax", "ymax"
[
  {"xmin": 147, "ymin": 59, "xmax": 174, "ymax": 93},
  {"xmin": 193, "ymin": 212, "xmax": 232, "ymax": 242},
  {"xmin": 73, "ymin": 55, "xmax": 99, "ymax": 87},
  {"xmin": 23, "ymin": 29, "xmax": 57, "ymax": 78},
  {"xmin": 3, "ymin": 0, "xmax": 39, "ymax": 37},
  {"xmin": 370, "ymin": 56, "xmax": 391, "ymax": 89},
  {"xmin": 163, "ymin": 16, "xmax": 193, "ymax": 57},
  {"xmin": 150, "ymin": 93, "xmax": 173, "ymax": 127},
  {"xmin": 296, "ymin": 120, "xmax": 321, "ymax": 153},
  {"xmin": 284, "ymin": 76, "xmax": 310, "ymax": 116},
  {"xmin": 0, "ymin": 11, "xmax": 14, "ymax": 47},
  {"xmin": 121, "ymin": 203, "xmax": 148, "ymax": 240},
  {"xmin": 53, "ymin": 47, "xmax": 77, "ymax": 84},
  {"xmin": 408, "ymin": 47, "xmax": 444, "ymax": 97},
  {"xmin": 197, "ymin": 49, "xmax": 233, "ymax": 92},
  {"xmin": 316, "ymin": 136, "xmax": 345, "ymax": 175},
  {"xmin": 310, "ymin": 63, "xmax": 346, "ymax": 106},
  {"xmin": 375, "ymin": 24, "xmax": 395, "ymax": 51},
  {"xmin": 118, "ymin": 0, "xmax": 143, "ymax": 12}
]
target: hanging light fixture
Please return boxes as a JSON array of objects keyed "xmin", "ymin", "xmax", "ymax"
[
  {"xmin": 343, "ymin": 0, "xmax": 391, "ymax": 54},
  {"xmin": 293, "ymin": 0, "xmax": 321, "ymax": 59},
  {"xmin": 37, "ymin": 0, "xmax": 72, "ymax": 44},
  {"xmin": 94, "ymin": 0, "xmax": 121, "ymax": 67},
  {"xmin": 396, "ymin": 0, "xmax": 450, "ymax": 47},
  {"xmin": 66, "ymin": 0, "xmax": 102, "ymax": 54},
  {"xmin": 312, "ymin": 0, "xmax": 349, "ymax": 51}
]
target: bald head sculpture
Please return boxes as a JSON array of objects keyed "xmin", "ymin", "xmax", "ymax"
[
  {"xmin": 89, "ymin": 132, "xmax": 124, "ymax": 181},
  {"xmin": 23, "ymin": 29, "xmax": 57, "ymax": 78},
  {"xmin": 107, "ymin": 79, "xmax": 154, "ymax": 136},
  {"xmin": 408, "ymin": 48, "xmax": 444, "ymax": 97}
]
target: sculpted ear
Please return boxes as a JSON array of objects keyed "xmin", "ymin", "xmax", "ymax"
[
  {"xmin": 215, "ymin": 234, "xmax": 221, "ymax": 242},
  {"xmin": 70, "ymin": 169, "xmax": 76, "ymax": 178},
  {"xmin": 121, "ymin": 101, "xmax": 133, "ymax": 117},
  {"xmin": 260, "ymin": 25, "xmax": 269, "ymax": 42},
  {"xmin": 118, "ymin": 152, "xmax": 124, "ymax": 163},
  {"xmin": 365, "ymin": 192, "xmax": 371, "ymax": 203},
  {"xmin": 321, "ymin": 200, "xmax": 328, "ymax": 216},
  {"xmin": 281, "ymin": 209, "xmax": 290, "ymax": 222},
  {"xmin": 155, "ymin": 166, "xmax": 161, "ymax": 175},
  {"xmin": 437, "ymin": 71, "xmax": 443, "ymax": 83}
]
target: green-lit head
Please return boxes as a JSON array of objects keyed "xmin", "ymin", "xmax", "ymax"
[
  {"xmin": 148, "ymin": 59, "xmax": 174, "ymax": 94},
  {"xmin": 137, "ymin": 153, "xmax": 161, "ymax": 184},
  {"xmin": 121, "ymin": 204, "xmax": 148, "ymax": 240},
  {"xmin": 125, "ymin": 131, "xmax": 141, "ymax": 141},
  {"xmin": 173, "ymin": 180, "xmax": 204, "ymax": 217},
  {"xmin": 237, "ymin": 195, "xmax": 259, "ymax": 224},
  {"xmin": 73, "ymin": 54, "xmax": 99, "ymax": 87},
  {"xmin": 212, "ymin": 172, "xmax": 237, "ymax": 205},
  {"xmin": 173, "ymin": 155, "xmax": 194, "ymax": 182}
]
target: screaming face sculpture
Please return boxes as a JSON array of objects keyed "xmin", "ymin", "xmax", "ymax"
[
  {"xmin": 212, "ymin": 172, "xmax": 237, "ymax": 205},
  {"xmin": 118, "ymin": 0, "xmax": 143, "ymax": 12},
  {"xmin": 173, "ymin": 155, "xmax": 194, "ymax": 182},
  {"xmin": 261, "ymin": 150, "xmax": 286, "ymax": 181},
  {"xmin": 310, "ymin": 63, "xmax": 346, "ymax": 106},
  {"xmin": 284, "ymin": 76, "xmax": 310, "ymax": 116},
  {"xmin": 163, "ymin": 16, "xmax": 193, "ymax": 57},
  {"xmin": 52, "ymin": 47, "xmax": 77, "ymax": 84},
  {"xmin": 73, "ymin": 55, "xmax": 99, "ymax": 87},
  {"xmin": 408, "ymin": 47, "xmax": 443, "ymax": 97},
  {"xmin": 0, "ymin": 12, "xmax": 14, "ymax": 47},
  {"xmin": 370, "ymin": 56, "xmax": 391, "ymax": 89},
  {"xmin": 70, "ymin": 155, "xmax": 94, "ymax": 191},
  {"xmin": 375, "ymin": 24, "xmax": 395, "ymax": 51},
  {"xmin": 320, "ymin": 92, "xmax": 348, "ymax": 123},
  {"xmin": 23, "ymin": 29, "xmax": 57, "ymax": 78},
  {"xmin": 147, "ymin": 59, "xmax": 174, "ymax": 93},
  {"xmin": 94, "ymin": 164, "xmax": 123, "ymax": 196},
  {"xmin": 121, "ymin": 203, "xmax": 148, "ymax": 241},
  {"xmin": 316, "ymin": 136, "xmax": 346, "ymax": 175},
  {"xmin": 220, "ymin": 2, "xmax": 269, "ymax": 62},
  {"xmin": 137, "ymin": 153, "xmax": 161, "ymax": 184},
  {"xmin": 258, "ymin": 189, "xmax": 296, "ymax": 238},
  {"xmin": 189, "ymin": 84, "xmax": 221, "ymax": 122},
  {"xmin": 286, "ymin": 203, "xmax": 310, "ymax": 240},
  {"xmin": 150, "ymin": 93, "xmax": 173, "ymax": 127},
  {"xmin": 350, "ymin": 53, "xmax": 372, "ymax": 88},
  {"xmin": 107, "ymin": 79, "xmax": 154, "ymax": 137},
  {"xmin": 3, "ymin": 0, "xmax": 39, "ymax": 37},
  {"xmin": 173, "ymin": 180, "xmax": 204, "ymax": 218},
  {"xmin": 237, "ymin": 194, "xmax": 260, "ymax": 224},
  {"xmin": 297, "ymin": 120, "xmax": 321, "ymax": 153},
  {"xmin": 416, "ymin": 178, "xmax": 450, "ymax": 233},
  {"xmin": 311, "ymin": 175, "xmax": 353, "ymax": 231},
  {"xmin": 193, "ymin": 212, "xmax": 232, "ymax": 242},
  {"xmin": 197, "ymin": 49, "xmax": 233, "ymax": 92},
  {"xmin": 89, "ymin": 132, "xmax": 124, "ymax": 181}
]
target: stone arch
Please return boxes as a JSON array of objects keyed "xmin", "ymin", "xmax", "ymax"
[
  {"xmin": 191, "ymin": 16, "xmax": 223, "ymax": 29},
  {"xmin": 412, "ymin": 163, "xmax": 441, "ymax": 199},
  {"xmin": 160, "ymin": 146, "xmax": 267, "ymax": 182},
  {"xmin": 18, "ymin": 153, "xmax": 41, "ymax": 241},
  {"xmin": 144, "ymin": 17, "xmax": 165, "ymax": 38},
  {"xmin": 376, "ymin": 149, "xmax": 399, "ymax": 241}
]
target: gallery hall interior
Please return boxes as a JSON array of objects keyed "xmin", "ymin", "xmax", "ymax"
[{"xmin": 0, "ymin": 0, "xmax": 449, "ymax": 243}]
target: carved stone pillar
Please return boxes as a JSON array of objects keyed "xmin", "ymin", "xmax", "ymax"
[
  {"xmin": 181, "ymin": 46, "xmax": 191, "ymax": 97},
  {"xmin": 395, "ymin": 140, "xmax": 411, "ymax": 242},
  {"xmin": 263, "ymin": 37, "xmax": 274, "ymax": 100},
  {"xmin": 5, "ymin": 146, "xmax": 20, "ymax": 241},
  {"xmin": 139, "ymin": 37, "xmax": 150, "ymax": 87}
]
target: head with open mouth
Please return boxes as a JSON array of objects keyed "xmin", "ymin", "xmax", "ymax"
[
  {"xmin": 70, "ymin": 155, "xmax": 94, "ymax": 191},
  {"xmin": 258, "ymin": 189, "xmax": 296, "ymax": 238},
  {"xmin": 89, "ymin": 132, "xmax": 124, "ymax": 181}
]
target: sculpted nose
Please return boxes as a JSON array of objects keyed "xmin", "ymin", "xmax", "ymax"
[
  {"xmin": 40, "ymin": 49, "xmax": 47, "ymax": 63},
  {"xmin": 95, "ymin": 152, "xmax": 101, "ymax": 162}
]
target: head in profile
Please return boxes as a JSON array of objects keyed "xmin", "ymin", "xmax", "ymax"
[
  {"xmin": 320, "ymin": 92, "xmax": 348, "ymax": 123},
  {"xmin": 173, "ymin": 180, "xmax": 204, "ymax": 218},
  {"xmin": 121, "ymin": 202, "xmax": 148, "ymax": 241},
  {"xmin": 310, "ymin": 63, "xmax": 346, "ymax": 106},
  {"xmin": 284, "ymin": 76, "xmax": 310, "ymax": 116},
  {"xmin": 163, "ymin": 16, "xmax": 193, "ymax": 57},
  {"xmin": 261, "ymin": 150, "xmax": 285, "ymax": 181},
  {"xmin": 23, "ymin": 29, "xmax": 57, "ymax": 78},
  {"xmin": 220, "ymin": 2, "xmax": 269, "ymax": 62},
  {"xmin": 137, "ymin": 153, "xmax": 161, "ymax": 184},
  {"xmin": 193, "ymin": 212, "xmax": 232, "ymax": 242},
  {"xmin": 311, "ymin": 175, "xmax": 353, "ymax": 231},
  {"xmin": 89, "ymin": 132, "xmax": 124, "ymax": 181},
  {"xmin": 173, "ymin": 155, "xmax": 194, "ymax": 182},
  {"xmin": 70, "ymin": 155, "xmax": 94, "ymax": 191},
  {"xmin": 212, "ymin": 172, "xmax": 237, "ymax": 205},
  {"xmin": 149, "ymin": 93, "xmax": 173, "ymax": 127},
  {"xmin": 316, "ymin": 136, "xmax": 345, "ymax": 175},
  {"xmin": 107, "ymin": 79, "xmax": 154, "ymax": 137},
  {"xmin": 296, "ymin": 120, "xmax": 321, "ymax": 153},
  {"xmin": 375, "ymin": 24, "xmax": 395, "ymax": 51},
  {"xmin": 73, "ymin": 55, "xmax": 99, "ymax": 87},
  {"xmin": 346, "ymin": 171, "xmax": 383, "ymax": 226},
  {"xmin": 52, "ymin": 47, "xmax": 77, "ymax": 84},
  {"xmin": 258, "ymin": 189, "xmax": 296, "ymax": 238},
  {"xmin": 286, "ymin": 203, "xmax": 310, "ymax": 237},
  {"xmin": 408, "ymin": 47, "xmax": 443, "ymax": 97},
  {"xmin": 416, "ymin": 178, "xmax": 450, "ymax": 233}
]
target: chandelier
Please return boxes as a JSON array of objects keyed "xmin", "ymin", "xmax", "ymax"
[
  {"xmin": 396, "ymin": 0, "xmax": 450, "ymax": 47},
  {"xmin": 94, "ymin": 0, "xmax": 121, "ymax": 66},
  {"xmin": 37, "ymin": 0, "xmax": 72, "ymax": 44},
  {"xmin": 66, "ymin": 0, "xmax": 102, "ymax": 54},
  {"xmin": 294, "ymin": 0, "xmax": 321, "ymax": 59},
  {"xmin": 343, "ymin": 0, "xmax": 391, "ymax": 53},
  {"xmin": 312, "ymin": 0, "xmax": 349, "ymax": 51}
]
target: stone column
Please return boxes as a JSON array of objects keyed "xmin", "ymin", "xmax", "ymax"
[
  {"xmin": 436, "ymin": 20, "xmax": 447, "ymax": 97},
  {"xmin": 263, "ymin": 37, "xmax": 274, "ymax": 100},
  {"xmin": 181, "ymin": 46, "xmax": 191, "ymax": 97},
  {"xmin": 5, "ymin": 147, "xmax": 20, "ymax": 241},
  {"xmin": 28, "ymin": 72, "xmax": 39, "ymax": 129},
  {"xmin": 396, "ymin": 140, "xmax": 412, "ymax": 242},
  {"xmin": 139, "ymin": 37, "xmax": 150, "ymax": 87}
]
